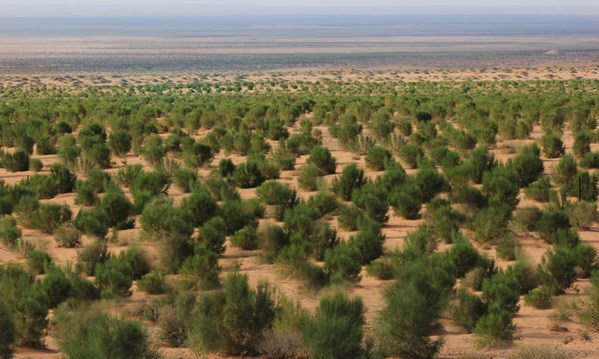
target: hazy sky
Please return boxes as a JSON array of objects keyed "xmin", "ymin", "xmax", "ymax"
[{"xmin": 1, "ymin": 0, "xmax": 598, "ymax": 16}]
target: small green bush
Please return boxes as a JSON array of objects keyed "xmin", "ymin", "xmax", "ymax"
[
  {"xmin": 73, "ymin": 208, "xmax": 109, "ymax": 238},
  {"xmin": 536, "ymin": 209, "xmax": 571, "ymax": 243},
  {"xmin": 365, "ymin": 145, "xmax": 392, "ymax": 171},
  {"xmin": 108, "ymin": 129, "xmax": 132, "ymax": 157},
  {"xmin": 524, "ymin": 177, "xmax": 551, "ymax": 202},
  {"xmin": 451, "ymin": 288, "xmax": 487, "ymax": 333},
  {"xmin": 473, "ymin": 304, "xmax": 516, "ymax": 347},
  {"xmin": 324, "ymin": 243, "xmax": 362, "ymax": 284},
  {"xmin": 524, "ymin": 285, "xmax": 554, "ymax": 309},
  {"xmin": 233, "ymin": 161, "xmax": 265, "ymax": 188},
  {"xmin": 297, "ymin": 164, "xmax": 321, "ymax": 191},
  {"xmin": 307, "ymin": 145, "xmax": 337, "ymax": 175},
  {"xmin": 538, "ymin": 247, "xmax": 577, "ymax": 294},
  {"xmin": 0, "ymin": 300, "xmax": 15, "ymax": 359},
  {"xmin": 29, "ymin": 203, "xmax": 72, "ymax": 234},
  {"xmin": 481, "ymin": 272, "xmax": 520, "ymax": 313},
  {"xmin": 3, "ymin": 149, "xmax": 29, "ymax": 172},
  {"xmin": 26, "ymin": 249, "xmax": 52, "ymax": 275},
  {"xmin": 94, "ymin": 258, "xmax": 134, "ymax": 298},
  {"xmin": 541, "ymin": 132, "xmax": 565, "ymax": 158},
  {"xmin": 54, "ymin": 223, "xmax": 81, "ymax": 248},
  {"xmin": 550, "ymin": 154, "xmax": 578, "ymax": 188},
  {"xmin": 389, "ymin": 187, "xmax": 422, "ymax": 219},
  {"xmin": 98, "ymin": 190, "xmax": 131, "ymax": 227},
  {"xmin": 230, "ymin": 225, "xmax": 259, "ymax": 250},
  {"xmin": 137, "ymin": 271, "xmax": 169, "ymax": 294},
  {"xmin": 181, "ymin": 189, "xmax": 218, "ymax": 227},
  {"xmin": 77, "ymin": 241, "xmax": 111, "ymax": 276},
  {"xmin": 330, "ymin": 163, "xmax": 367, "ymax": 201},
  {"xmin": 172, "ymin": 168, "xmax": 197, "ymax": 193}
]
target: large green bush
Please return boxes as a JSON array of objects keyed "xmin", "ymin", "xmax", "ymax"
[
  {"xmin": 307, "ymin": 145, "xmax": 337, "ymax": 175},
  {"xmin": 330, "ymin": 163, "xmax": 367, "ymax": 201}
]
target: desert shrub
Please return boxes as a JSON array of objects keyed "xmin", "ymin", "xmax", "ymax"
[
  {"xmin": 26, "ymin": 249, "xmax": 52, "ymax": 275},
  {"xmin": 285, "ymin": 133, "xmax": 320, "ymax": 156},
  {"xmin": 513, "ymin": 206, "xmax": 543, "ymax": 232},
  {"xmin": 0, "ymin": 216, "xmax": 21, "ymax": 247},
  {"xmin": 348, "ymin": 221, "xmax": 386, "ymax": 265},
  {"xmin": 29, "ymin": 159, "xmax": 43, "ymax": 172},
  {"xmin": 198, "ymin": 217, "xmax": 227, "ymax": 255},
  {"xmin": 482, "ymin": 166, "xmax": 520, "ymax": 208},
  {"xmin": 568, "ymin": 201, "xmax": 599, "ymax": 230},
  {"xmin": 580, "ymin": 151, "xmax": 599, "ymax": 169},
  {"xmin": 473, "ymin": 304, "xmax": 516, "ymax": 347},
  {"xmin": 116, "ymin": 246, "xmax": 150, "ymax": 280},
  {"xmin": 573, "ymin": 130, "xmax": 592, "ymax": 158},
  {"xmin": 130, "ymin": 171, "xmax": 170, "ymax": 195},
  {"xmin": 524, "ymin": 177, "xmax": 551, "ymax": 202},
  {"xmin": 297, "ymin": 165, "xmax": 321, "ymax": 191},
  {"xmin": 172, "ymin": 168, "xmax": 197, "ymax": 193},
  {"xmin": 94, "ymin": 258, "xmax": 134, "ymax": 298},
  {"xmin": 219, "ymin": 200, "xmax": 258, "ymax": 235},
  {"xmin": 399, "ymin": 144, "xmax": 423, "ymax": 169},
  {"xmin": 496, "ymin": 236, "xmax": 518, "ymax": 261},
  {"xmin": 77, "ymin": 241, "xmax": 111, "ymax": 276},
  {"xmin": 573, "ymin": 243, "xmax": 598, "ymax": 279},
  {"xmin": 376, "ymin": 271, "xmax": 444, "ymax": 359},
  {"xmin": 365, "ymin": 145, "xmax": 392, "ymax": 171},
  {"xmin": 140, "ymin": 202, "xmax": 194, "ymax": 240},
  {"xmin": 84, "ymin": 168, "xmax": 110, "ymax": 193},
  {"xmin": 505, "ymin": 260, "xmax": 539, "ymax": 295},
  {"xmin": 179, "ymin": 245, "xmax": 222, "ymax": 290},
  {"xmin": 36, "ymin": 135, "xmax": 57, "ymax": 155},
  {"xmin": 116, "ymin": 164, "xmax": 143, "ymax": 187},
  {"xmin": 538, "ymin": 247, "xmax": 577, "ymax": 294},
  {"xmin": 233, "ymin": 160, "xmax": 265, "ymax": 188},
  {"xmin": 258, "ymin": 223, "xmax": 289, "ymax": 263},
  {"xmin": 0, "ymin": 300, "xmax": 15, "ymax": 359},
  {"xmin": 536, "ymin": 209, "xmax": 571, "ymax": 243},
  {"xmin": 0, "ymin": 195, "xmax": 13, "ymax": 215},
  {"xmin": 330, "ymin": 163, "xmax": 367, "ymax": 201},
  {"xmin": 78, "ymin": 122, "xmax": 107, "ymax": 150},
  {"xmin": 108, "ymin": 129, "xmax": 132, "ymax": 157},
  {"xmin": 84, "ymin": 143, "xmax": 111, "ymax": 168},
  {"xmin": 577, "ymin": 271, "xmax": 599, "ymax": 331},
  {"xmin": 73, "ymin": 208, "xmax": 109, "ymax": 238},
  {"xmin": 159, "ymin": 234, "xmax": 193, "ymax": 274},
  {"xmin": 137, "ymin": 271, "xmax": 169, "ymax": 295},
  {"xmin": 523, "ymin": 285, "xmax": 554, "ymax": 309},
  {"xmin": 307, "ymin": 191, "xmax": 339, "ymax": 217},
  {"xmin": 54, "ymin": 223, "xmax": 81, "ymax": 248},
  {"xmin": 450, "ymin": 288, "xmax": 487, "ymax": 333},
  {"xmin": 365, "ymin": 258, "xmax": 394, "ymax": 280},
  {"xmin": 465, "ymin": 146, "xmax": 497, "ymax": 184},
  {"xmin": 184, "ymin": 141, "xmax": 214, "ymax": 168},
  {"xmin": 57, "ymin": 138, "xmax": 81, "ymax": 166},
  {"xmin": 414, "ymin": 167, "xmax": 446, "ymax": 203},
  {"xmin": 374, "ymin": 163, "xmax": 407, "ymax": 193},
  {"xmin": 446, "ymin": 240, "xmax": 480, "ymax": 278},
  {"xmin": 550, "ymin": 154, "xmax": 578, "ymax": 188},
  {"xmin": 230, "ymin": 225, "xmax": 259, "ymax": 250},
  {"xmin": 481, "ymin": 272, "xmax": 520, "ymax": 313},
  {"xmin": 218, "ymin": 158, "xmax": 235, "ymax": 177},
  {"xmin": 307, "ymin": 145, "xmax": 337, "ymax": 175},
  {"xmin": 351, "ymin": 183, "xmax": 389, "ymax": 224},
  {"xmin": 54, "ymin": 306, "xmax": 160, "ymax": 359},
  {"xmin": 569, "ymin": 170, "xmax": 599, "ymax": 202},
  {"xmin": 337, "ymin": 204, "xmax": 363, "ymax": 231},
  {"xmin": 303, "ymin": 292, "xmax": 365, "ymax": 359},
  {"xmin": 181, "ymin": 189, "xmax": 218, "ymax": 227},
  {"xmin": 324, "ymin": 243, "xmax": 362, "ymax": 284},
  {"xmin": 389, "ymin": 187, "xmax": 422, "ymax": 220},
  {"xmin": 38, "ymin": 266, "xmax": 72, "ymax": 308},
  {"xmin": 541, "ymin": 132, "xmax": 565, "ymax": 158},
  {"xmin": 3, "ymin": 149, "xmax": 29, "ymax": 172},
  {"xmin": 98, "ymin": 190, "xmax": 131, "ymax": 227},
  {"xmin": 29, "ymin": 203, "xmax": 72, "ymax": 234},
  {"xmin": 470, "ymin": 201, "xmax": 512, "ymax": 244},
  {"xmin": 311, "ymin": 223, "xmax": 340, "ymax": 261},
  {"xmin": 506, "ymin": 143, "xmax": 544, "ymax": 187}
]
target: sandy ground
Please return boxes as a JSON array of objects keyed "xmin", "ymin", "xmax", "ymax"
[{"xmin": 2, "ymin": 73, "xmax": 599, "ymax": 358}]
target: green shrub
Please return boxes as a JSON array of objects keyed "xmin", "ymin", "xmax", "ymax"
[
  {"xmin": 303, "ymin": 292, "xmax": 365, "ymax": 359},
  {"xmin": 505, "ymin": 143, "xmax": 544, "ymax": 187},
  {"xmin": 78, "ymin": 122, "xmax": 107, "ymax": 150},
  {"xmin": 568, "ymin": 201, "xmax": 599, "ymax": 230},
  {"xmin": 550, "ymin": 154, "xmax": 578, "ymax": 188},
  {"xmin": 0, "ymin": 216, "xmax": 21, "ymax": 247},
  {"xmin": 482, "ymin": 166, "xmax": 520, "ymax": 208},
  {"xmin": 3, "ymin": 149, "xmax": 29, "ymax": 172},
  {"xmin": 73, "ymin": 208, "xmax": 109, "ymax": 238},
  {"xmin": 38, "ymin": 266, "xmax": 72, "ymax": 308},
  {"xmin": 159, "ymin": 234, "xmax": 193, "ymax": 274},
  {"xmin": 258, "ymin": 223, "xmax": 289, "ymax": 263},
  {"xmin": 507, "ymin": 345, "xmax": 573, "ymax": 359},
  {"xmin": 26, "ymin": 249, "xmax": 52, "ymax": 275},
  {"xmin": 580, "ymin": 151, "xmax": 599, "ymax": 169},
  {"xmin": 348, "ymin": 221, "xmax": 385, "ymax": 265},
  {"xmin": 473, "ymin": 304, "xmax": 516, "ymax": 347},
  {"xmin": 172, "ymin": 168, "xmax": 197, "ymax": 193},
  {"xmin": 311, "ymin": 223, "xmax": 340, "ymax": 261},
  {"xmin": 573, "ymin": 130, "xmax": 592, "ymax": 158},
  {"xmin": 75, "ymin": 181, "xmax": 97, "ymax": 206},
  {"xmin": 569, "ymin": 170, "xmax": 598, "ymax": 201},
  {"xmin": 77, "ymin": 241, "xmax": 111, "ymax": 276},
  {"xmin": 573, "ymin": 243, "xmax": 598, "ymax": 278},
  {"xmin": 446, "ymin": 240, "xmax": 480, "ymax": 278},
  {"xmin": 538, "ymin": 247, "xmax": 577, "ymax": 294},
  {"xmin": 116, "ymin": 246, "xmax": 150, "ymax": 280},
  {"xmin": 197, "ymin": 217, "xmax": 227, "ymax": 255},
  {"xmin": 414, "ymin": 167, "xmax": 446, "ymax": 203},
  {"xmin": 29, "ymin": 203, "xmax": 72, "ymax": 234},
  {"xmin": 108, "ymin": 129, "xmax": 132, "ymax": 157},
  {"xmin": 54, "ymin": 307, "xmax": 160, "ymax": 359},
  {"xmin": 524, "ymin": 177, "xmax": 551, "ymax": 202},
  {"xmin": 307, "ymin": 145, "xmax": 337, "ymax": 175},
  {"xmin": 524, "ymin": 285, "xmax": 554, "ymax": 309},
  {"xmin": 0, "ymin": 300, "xmax": 15, "ymax": 359},
  {"xmin": 98, "ymin": 190, "xmax": 131, "ymax": 227},
  {"xmin": 230, "ymin": 225, "xmax": 259, "ymax": 250},
  {"xmin": 218, "ymin": 158, "xmax": 235, "ymax": 177},
  {"xmin": 181, "ymin": 190, "xmax": 218, "ymax": 227},
  {"xmin": 219, "ymin": 200, "xmax": 259, "ymax": 235},
  {"xmin": 351, "ymin": 183, "xmax": 389, "ymax": 224},
  {"xmin": 137, "ymin": 271, "xmax": 169, "ymax": 294},
  {"xmin": 541, "ymin": 132, "xmax": 565, "ymax": 158},
  {"xmin": 470, "ymin": 201, "xmax": 511, "ymax": 244},
  {"xmin": 180, "ymin": 244, "xmax": 221, "ymax": 290},
  {"xmin": 496, "ymin": 236, "xmax": 518, "ymax": 261},
  {"xmin": 29, "ymin": 158, "xmax": 43, "ymax": 172},
  {"xmin": 130, "ymin": 171, "xmax": 170, "ymax": 195},
  {"xmin": 365, "ymin": 145, "xmax": 392, "ymax": 171},
  {"xmin": 233, "ymin": 161, "xmax": 265, "ymax": 188},
  {"xmin": 94, "ymin": 258, "xmax": 134, "ymax": 298},
  {"xmin": 536, "ymin": 209, "xmax": 571, "ymax": 243},
  {"xmin": 481, "ymin": 272, "xmax": 520, "ymax": 313},
  {"xmin": 365, "ymin": 259, "xmax": 394, "ymax": 280},
  {"xmin": 577, "ymin": 272, "xmax": 599, "ymax": 331},
  {"xmin": 389, "ymin": 188, "xmax": 422, "ymax": 220},
  {"xmin": 54, "ymin": 223, "xmax": 81, "ymax": 248},
  {"xmin": 465, "ymin": 146, "xmax": 497, "ymax": 184},
  {"xmin": 513, "ymin": 206, "xmax": 543, "ymax": 232},
  {"xmin": 140, "ymin": 202, "xmax": 194, "ymax": 240},
  {"xmin": 36, "ymin": 135, "xmax": 57, "ymax": 155},
  {"xmin": 505, "ymin": 260, "xmax": 539, "ymax": 295},
  {"xmin": 307, "ymin": 191, "xmax": 339, "ymax": 217},
  {"xmin": 116, "ymin": 164, "xmax": 143, "ymax": 187},
  {"xmin": 324, "ymin": 244, "xmax": 362, "ymax": 284},
  {"xmin": 84, "ymin": 143, "xmax": 111, "ymax": 168},
  {"xmin": 450, "ymin": 288, "xmax": 487, "ymax": 333},
  {"xmin": 298, "ymin": 165, "xmax": 321, "ymax": 191},
  {"xmin": 184, "ymin": 141, "xmax": 214, "ymax": 168}
]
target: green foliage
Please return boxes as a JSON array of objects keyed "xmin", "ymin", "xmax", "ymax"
[
  {"xmin": 29, "ymin": 203, "xmax": 72, "ymax": 234},
  {"xmin": 414, "ymin": 167, "xmax": 446, "ymax": 203},
  {"xmin": 137, "ymin": 271, "xmax": 169, "ymax": 295},
  {"xmin": 303, "ymin": 292, "xmax": 365, "ymax": 359},
  {"xmin": 473, "ymin": 304, "xmax": 516, "ymax": 347},
  {"xmin": 140, "ymin": 201, "xmax": 194, "ymax": 240},
  {"xmin": 108, "ymin": 129, "xmax": 132, "ymax": 157},
  {"xmin": 538, "ymin": 247, "xmax": 577, "ymax": 294},
  {"xmin": 73, "ymin": 208, "xmax": 109, "ymax": 238},
  {"xmin": 524, "ymin": 285, "xmax": 554, "ymax": 309},
  {"xmin": 470, "ymin": 201, "xmax": 512, "ymax": 244},
  {"xmin": 399, "ymin": 144, "xmax": 423, "ymax": 169},
  {"xmin": 573, "ymin": 130, "xmax": 592, "ymax": 158},
  {"xmin": 98, "ymin": 190, "xmax": 131, "ymax": 227},
  {"xmin": 0, "ymin": 216, "xmax": 21, "ymax": 247},
  {"xmin": 577, "ymin": 272, "xmax": 599, "ymax": 331},
  {"xmin": 179, "ymin": 244, "xmax": 222, "ymax": 290},
  {"xmin": 465, "ymin": 146, "xmax": 497, "ymax": 184},
  {"xmin": 308, "ymin": 145, "xmax": 337, "ymax": 175},
  {"xmin": 159, "ymin": 234, "xmax": 193, "ymax": 274},
  {"xmin": 54, "ymin": 306, "xmax": 160, "ymax": 359},
  {"xmin": 233, "ymin": 160, "xmax": 265, "ymax": 188},
  {"xmin": 536, "ymin": 209, "xmax": 571, "ymax": 243},
  {"xmin": 324, "ymin": 243, "xmax": 362, "ymax": 284},
  {"xmin": 541, "ymin": 132, "xmax": 565, "ymax": 158},
  {"xmin": 389, "ymin": 186, "xmax": 422, "ymax": 219},
  {"xmin": 482, "ymin": 165, "xmax": 520, "ymax": 208},
  {"xmin": 481, "ymin": 272, "xmax": 520, "ymax": 313},
  {"xmin": 365, "ymin": 145, "xmax": 392, "ymax": 171},
  {"xmin": 181, "ymin": 189, "xmax": 218, "ymax": 227},
  {"xmin": 351, "ymin": 183, "xmax": 389, "ymax": 224},
  {"xmin": 38, "ymin": 266, "xmax": 72, "ymax": 308},
  {"xmin": 77, "ymin": 241, "xmax": 111, "ymax": 276},
  {"xmin": 0, "ymin": 300, "xmax": 15, "ymax": 359},
  {"xmin": 446, "ymin": 240, "xmax": 480, "ymax": 278},
  {"xmin": 116, "ymin": 246, "xmax": 150, "ymax": 280},
  {"xmin": 550, "ymin": 154, "xmax": 578, "ymax": 189},
  {"xmin": 450, "ymin": 288, "xmax": 487, "ymax": 333},
  {"xmin": 330, "ymin": 163, "xmax": 367, "ymax": 201},
  {"xmin": 298, "ymin": 164, "xmax": 321, "ymax": 191},
  {"xmin": 3, "ymin": 149, "xmax": 29, "ymax": 172},
  {"xmin": 172, "ymin": 168, "xmax": 197, "ymax": 193},
  {"xmin": 524, "ymin": 177, "xmax": 551, "ymax": 202},
  {"xmin": 94, "ymin": 258, "xmax": 134, "ymax": 298},
  {"xmin": 230, "ymin": 225, "xmax": 259, "ymax": 250},
  {"xmin": 26, "ymin": 249, "xmax": 52, "ymax": 275}
]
